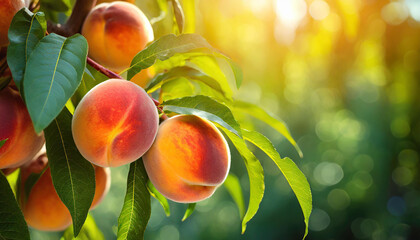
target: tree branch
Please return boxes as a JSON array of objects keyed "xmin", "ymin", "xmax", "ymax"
[{"xmin": 47, "ymin": 0, "xmax": 96, "ymax": 37}]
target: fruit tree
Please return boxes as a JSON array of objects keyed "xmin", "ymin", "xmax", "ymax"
[{"xmin": 0, "ymin": 0, "xmax": 312, "ymax": 239}]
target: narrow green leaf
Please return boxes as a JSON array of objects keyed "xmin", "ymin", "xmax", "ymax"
[
  {"xmin": 162, "ymin": 95, "xmax": 242, "ymax": 137},
  {"xmin": 0, "ymin": 139, "xmax": 7, "ymax": 148},
  {"xmin": 117, "ymin": 160, "xmax": 151, "ymax": 240},
  {"xmin": 181, "ymin": 0, "xmax": 195, "ymax": 33},
  {"xmin": 224, "ymin": 174, "xmax": 245, "ymax": 218},
  {"xmin": 24, "ymin": 33, "xmax": 88, "ymax": 133},
  {"xmin": 171, "ymin": 0, "xmax": 184, "ymax": 33},
  {"xmin": 181, "ymin": 203, "xmax": 196, "ymax": 222},
  {"xmin": 40, "ymin": 0, "xmax": 70, "ymax": 12},
  {"xmin": 219, "ymin": 127, "xmax": 264, "ymax": 234},
  {"xmin": 234, "ymin": 101, "xmax": 303, "ymax": 157},
  {"xmin": 147, "ymin": 181, "xmax": 170, "ymax": 216},
  {"xmin": 243, "ymin": 129, "xmax": 312, "ymax": 239},
  {"xmin": 0, "ymin": 171, "xmax": 30, "ymax": 240},
  {"xmin": 44, "ymin": 108, "xmax": 95, "ymax": 237},
  {"xmin": 71, "ymin": 66, "xmax": 107, "ymax": 107},
  {"xmin": 61, "ymin": 214, "xmax": 105, "ymax": 240},
  {"xmin": 126, "ymin": 34, "xmax": 213, "ymax": 79},
  {"xmin": 7, "ymin": 8, "xmax": 46, "ymax": 91}
]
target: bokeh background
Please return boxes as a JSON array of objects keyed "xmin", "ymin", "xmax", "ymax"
[{"xmin": 31, "ymin": 0, "xmax": 420, "ymax": 239}]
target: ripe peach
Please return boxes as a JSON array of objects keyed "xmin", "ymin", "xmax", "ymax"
[
  {"xmin": 143, "ymin": 115, "xmax": 231, "ymax": 203},
  {"xmin": 0, "ymin": 87, "xmax": 44, "ymax": 169},
  {"xmin": 72, "ymin": 79, "xmax": 159, "ymax": 167},
  {"xmin": 20, "ymin": 154, "xmax": 111, "ymax": 231},
  {"xmin": 81, "ymin": 1, "xmax": 154, "ymax": 72},
  {"xmin": 131, "ymin": 67, "xmax": 154, "ymax": 88},
  {"xmin": 0, "ymin": 0, "xmax": 25, "ymax": 46},
  {"xmin": 91, "ymin": 165, "xmax": 111, "ymax": 209}
]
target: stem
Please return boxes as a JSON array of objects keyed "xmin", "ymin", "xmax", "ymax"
[
  {"xmin": 47, "ymin": 0, "xmax": 96, "ymax": 37},
  {"xmin": 86, "ymin": 57, "xmax": 122, "ymax": 79},
  {"xmin": 86, "ymin": 57, "xmax": 164, "ymax": 113}
]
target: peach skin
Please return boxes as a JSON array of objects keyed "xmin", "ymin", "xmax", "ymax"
[
  {"xmin": 81, "ymin": 1, "xmax": 154, "ymax": 72},
  {"xmin": 143, "ymin": 115, "xmax": 231, "ymax": 203},
  {"xmin": 0, "ymin": 87, "xmax": 45, "ymax": 169},
  {"xmin": 20, "ymin": 154, "xmax": 111, "ymax": 231},
  {"xmin": 72, "ymin": 79, "xmax": 159, "ymax": 167},
  {"xmin": 96, "ymin": 0, "xmax": 135, "ymax": 5},
  {"xmin": 0, "ymin": 0, "xmax": 25, "ymax": 46},
  {"xmin": 20, "ymin": 154, "xmax": 72, "ymax": 231}
]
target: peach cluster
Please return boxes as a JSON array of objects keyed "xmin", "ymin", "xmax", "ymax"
[{"xmin": 20, "ymin": 153, "xmax": 110, "ymax": 231}]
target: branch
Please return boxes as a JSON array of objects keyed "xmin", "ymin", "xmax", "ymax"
[{"xmin": 47, "ymin": 0, "xmax": 96, "ymax": 37}]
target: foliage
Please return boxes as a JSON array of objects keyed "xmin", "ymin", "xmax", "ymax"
[{"xmin": 1, "ymin": 1, "xmax": 312, "ymax": 240}]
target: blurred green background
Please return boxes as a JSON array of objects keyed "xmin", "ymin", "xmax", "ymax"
[{"xmin": 31, "ymin": 0, "xmax": 420, "ymax": 239}]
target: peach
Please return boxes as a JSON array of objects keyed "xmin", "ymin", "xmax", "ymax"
[
  {"xmin": 0, "ymin": 87, "xmax": 44, "ymax": 169},
  {"xmin": 143, "ymin": 115, "xmax": 231, "ymax": 203},
  {"xmin": 81, "ymin": 1, "xmax": 154, "ymax": 72},
  {"xmin": 20, "ymin": 154, "xmax": 111, "ymax": 231},
  {"xmin": 0, "ymin": 0, "xmax": 25, "ymax": 46},
  {"xmin": 91, "ymin": 165, "xmax": 111, "ymax": 209},
  {"xmin": 130, "ymin": 67, "xmax": 154, "ymax": 88},
  {"xmin": 72, "ymin": 79, "xmax": 159, "ymax": 167}
]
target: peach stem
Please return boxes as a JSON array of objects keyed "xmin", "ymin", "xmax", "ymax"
[{"xmin": 86, "ymin": 56, "xmax": 164, "ymax": 113}]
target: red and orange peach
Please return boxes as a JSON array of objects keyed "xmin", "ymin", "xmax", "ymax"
[
  {"xmin": 72, "ymin": 79, "xmax": 159, "ymax": 167},
  {"xmin": 0, "ymin": 87, "xmax": 44, "ymax": 169},
  {"xmin": 20, "ymin": 153, "xmax": 111, "ymax": 231},
  {"xmin": 0, "ymin": 0, "xmax": 25, "ymax": 46},
  {"xmin": 81, "ymin": 1, "xmax": 154, "ymax": 72},
  {"xmin": 143, "ymin": 115, "xmax": 231, "ymax": 203}
]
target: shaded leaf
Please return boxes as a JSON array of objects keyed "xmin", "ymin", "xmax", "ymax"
[
  {"xmin": 224, "ymin": 174, "xmax": 245, "ymax": 218},
  {"xmin": 219, "ymin": 127, "xmax": 264, "ymax": 234},
  {"xmin": 162, "ymin": 95, "xmax": 242, "ymax": 137},
  {"xmin": 181, "ymin": 203, "xmax": 196, "ymax": 221},
  {"xmin": 7, "ymin": 8, "xmax": 46, "ymax": 91},
  {"xmin": 234, "ymin": 101, "xmax": 303, "ymax": 157},
  {"xmin": 45, "ymin": 108, "xmax": 95, "ymax": 236},
  {"xmin": 23, "ymin": 167, "xmax": 47, "ymax": 204},
  {"xmin": 24, "ymin": 33, "xmax": 88, "ymax": 133},
  {"xmin": 40, "ymin": 0, "xmax": 70, "ymax": 12},
  {"xmin": 117, "ymin": 160, "xmax": 151, "ymax": 240},
  {"xmin": 61, "ymin": 214, "xmax": 105, "ymax": 240},
  {"xmin": 171, "ymin": 0, "xmax": 184, "ymax": 33},
  {"xmin": 0, "ymin": 75, "xmax": 11, "ymax": 91},
  {"xmin": 147, "ymin": 181, "xmax": 170, "ymax": 216},
  {"xmin": 243, "ymin": 129, "xmax": 312, "ymax": 239},
  {"xmin": 0, "ymin": 171, "xmax": 30, "ymax": 240}
]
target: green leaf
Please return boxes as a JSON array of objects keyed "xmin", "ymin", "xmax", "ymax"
[
  {"xmin": 24, "ymin": 33, "xmax": 88, "ymax": 133},
  {"xmin": 44, "ymin": 108, "xmax": 96, "ymax": 237},
  {"xmin": 40, "ymin": 0, "xmax": 70, "ymax": 12},
  {"xmin": 243, "ymin": 129, "xmax": 312, "ymax": 239},
  {"xmin": 171, "ymin": 0, "xmax": 184, "ymax": 33},
  {"xmin": 117, "ymin": 160, "xmax": 151, "ymax": 240},
  {"xmin": 0, "ymin": 139, "xmax": 7, "ymax": 149},
  {"xmin": 0, "ymin": 171, "xmax": 30, "ymax": 240},
  {"xmin": 162, "ymin": 95, "xmax": 242, "ymax": 137},
  {"xmin": 7, "ymin": 8, "xmax": 46, "ymax": 91},
  {"xmin": 219, "ymin": 127, "xmax": 264, "ymax": 234},
  {"xmin": 224, "ymin": 174, "xmax": 245, "ymax": 218},
  {"xmin": 147, "ymin": 181, "xmax": 170, "ymax": 216},
  {"xmin": 181, "ymin": 203, "xmax": 196, "ymax": 221},
  {"xmin": 234, "ymin": 101, "xmax": 303, "ymax": 157},
  {"xmin": 71, "ymin": 66, "xmax": 107, "ymax": 107},
  {"xmin": 61, "ymin": 215, "xmax": 105, "ymax": 240},
  {"xmin": 126, "ymin": 34, "xmax": 213, "ymax": 79}
]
